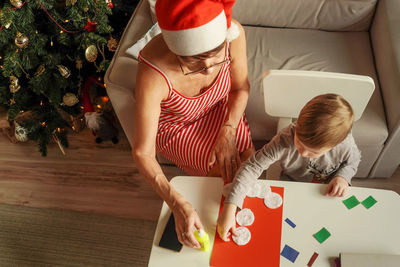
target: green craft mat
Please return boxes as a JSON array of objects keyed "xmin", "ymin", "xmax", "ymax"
[
  {"xmin": 343, "ymin": 195, "xmax": 360, "ymax": 209},
  {"xmin": 313, "ymin": 227, "xmax": 331, "ymax": 244},
  {"xmin": 361, "ymin": 196, "xmax": 377, "ymax": 209}
]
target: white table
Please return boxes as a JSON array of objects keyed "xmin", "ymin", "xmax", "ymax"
[{"xmin": 148, "ymin": 176, "xmax": 400, "ymax": 266}]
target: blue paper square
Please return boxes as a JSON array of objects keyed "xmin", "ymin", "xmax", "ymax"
[
  {"xmin": 285, "ymin": 218, "xmax": 296, "ymax": 228},
  {"xmin": 281, "ymin": 244, "xmax": 299, "ymax": 263}
]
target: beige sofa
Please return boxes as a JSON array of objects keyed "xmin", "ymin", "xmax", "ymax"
[{"xmin": 104, "ymin": 0, "xmax": 400, "ymax": 178}]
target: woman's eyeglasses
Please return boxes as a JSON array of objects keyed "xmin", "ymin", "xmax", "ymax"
[{"xmin": 179, "ymin": 57, "xmax": 230, "ymax": 75}]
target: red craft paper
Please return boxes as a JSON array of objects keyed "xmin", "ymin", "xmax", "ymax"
[{"xmin": 210, "ymin": 186, "xmax": 284, "ymax": 267}]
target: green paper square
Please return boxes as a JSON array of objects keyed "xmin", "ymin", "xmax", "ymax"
[
  {"xmin": 313, "ymin": 227, "xmax": 331, "ymax": 244},
  {"xmin": 343, "ymin": 195, "xmax": 360, "ymax": 209},
  {"xmin": 361, "ymin": 196, "xmax": 377, "ymax": 209}
]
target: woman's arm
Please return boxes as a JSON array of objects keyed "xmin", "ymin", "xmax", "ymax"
[
  {"xmin": 209, "ymin": 21, "xmax": 251, "ymax": 182},
  {"xmin": 133, "ymin": 60, "xmax": 202, "ymax": 248},
  {"xmin": 226, "ymin": 20, "xmax": 251, "ymax": 129}
]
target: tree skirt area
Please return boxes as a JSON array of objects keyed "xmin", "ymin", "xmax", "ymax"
[{"xmin": 0, "ymin": 204, "xmax": 156, "ymax": 266}]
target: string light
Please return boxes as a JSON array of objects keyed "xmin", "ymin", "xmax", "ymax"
[
  {"xmin": 38, "ymin": 1, "xmax": 99, "ymax": 34},
  {"xmin": 60, "ymin": 30, "xmax": 64, "ymax": 34},
  {"xmin": 41, "ymin": 122, "xmax": 46, "ymax": 126}
]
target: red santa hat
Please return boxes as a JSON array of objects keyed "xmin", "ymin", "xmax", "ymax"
[{"xmin": 155, "ymin": 0, "xmax": 239, "ymax": 56}]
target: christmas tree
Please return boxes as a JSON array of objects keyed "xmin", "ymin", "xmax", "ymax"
[{"xmin": 0, "ymin": 0, "xmax": 115, "ymax": 156}]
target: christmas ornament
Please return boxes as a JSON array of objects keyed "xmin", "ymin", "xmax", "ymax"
[
  {"xmin": 62, "ymin": 93, "xmax": 79, "ymax": 106},
  {"xmin": 76, "ymin": 59, "xmax": 83, "ymax": 69},
  {"xmin": 85, "ymin": 112, "xmax": 119, "ymax": 144},
  {"xmin": 83, "ymin": 7, "xmax": 89, "ymax": 12},
  {"xmin": 84, "ymin": 20, "xmax": 97, "ymax": 32},
  {"xmin": 10, "ymin": 0, "xmax": 23, "ymax": 8},
  {"xmin": 107, "ymin": 37, "xmax": 118, "ymax": 52},
  {"xmin": 105, "ymin": 0, "xmax": 114, "ymax": 9},
  {"xmin": 35, "ymin": 64, "xmax": 45, "ymax": 76},
  {"xmin": 57, "ymin": 65, "xmax": 71, "ymax": 78},
  {"xmin": 9, "ymin": 75, "xmax": 21, "ymax": 93},
  {"xmin": 85, "ymin": 45, "xmax": 98, "ymax": 62},
  {"xmin": 15, "ymin": 32, "xmax": 29, "ymax": 49},
  {"xmin": 14, "ymin": 121, "xmax": 29, "ymax": 142},
  {"xmin": 66, "ymin": 0, "xmax": 77, "ymax": 6}
]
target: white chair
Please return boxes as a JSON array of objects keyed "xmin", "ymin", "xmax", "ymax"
[{"xmin": 263, "ymin": 70, "xmax": 375, "ymax": 179}]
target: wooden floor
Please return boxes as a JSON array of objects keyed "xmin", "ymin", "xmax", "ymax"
[{"xmin": 0, "ymin": 129, "xmax": 399, "ymax": 222}]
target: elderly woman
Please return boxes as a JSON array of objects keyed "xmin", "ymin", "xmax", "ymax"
[{"xmin": 132, "ymin": 0, "xmax": 254, "ymax": 248}]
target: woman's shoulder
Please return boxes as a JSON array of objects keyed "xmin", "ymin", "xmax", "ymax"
[{"xmin": 140, "ymin": 35, "xmax": 171, "ymax": 65}]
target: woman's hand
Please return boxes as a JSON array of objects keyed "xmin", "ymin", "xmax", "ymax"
[
  {"xmin": 325, "ymin": 176, "xmax": 349, "ymax": 197},
  {"xmin": 217, "ymin": 203, "xmax": 238, "ymax": 241},
  {"xmin": 173, "ymin": 200, "xmax": 203, "ymax": 248},
  {"xmin": 209, "ymin": 125, "xmax": 241, "ymax": 182}
]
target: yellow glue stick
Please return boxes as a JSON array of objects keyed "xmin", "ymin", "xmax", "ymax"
[{"xmin": 194, "ymin": 229, "xmax": 210, "ymax": 252}]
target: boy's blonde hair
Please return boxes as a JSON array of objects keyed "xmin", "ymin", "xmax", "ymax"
[{"xmin": 295, "ymin": 93, "xmax": 354, "ymax": 149}]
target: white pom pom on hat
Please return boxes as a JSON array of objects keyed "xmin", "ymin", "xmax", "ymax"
[{"xmin": 155, "ymin": 0, "xmax": 239, "ymax": 56}]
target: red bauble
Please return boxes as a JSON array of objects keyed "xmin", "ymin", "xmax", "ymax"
[
  {"xmin": 107, "ymin": 2, "xmax": 114, "ymax": 8},
  {"xmin": 84, "ymin": 21, "xmax": 98, "ymax": 33}
]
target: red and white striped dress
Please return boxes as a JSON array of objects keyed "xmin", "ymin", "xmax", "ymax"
[{"xmin": 138, "ymin": 45, "xmax": 253, "ymax": 176}]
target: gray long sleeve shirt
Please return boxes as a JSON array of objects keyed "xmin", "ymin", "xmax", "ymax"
[{"xmin": 227, "ymin": 123, "xmax": 361, "ymax": 208}]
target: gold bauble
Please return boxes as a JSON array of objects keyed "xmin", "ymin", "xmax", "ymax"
[
  {"xmin": 15, "ymin": 32, "xmax": 29, "ymax": 49},
  {"xmin": 10, "ymin": 0, "xmax": 23, "ymax": 8},
  {"xmin": 35, "ymin": 64, "xmax": 45, "ymax": 76},
  {"xmin": 9, "ymin": 75, "xmax": 21, "ymax": 93},
  {"xmin": 57, "ymin": 65, "xmax": 71, "ymax": 78},
  {"xmin": 62, "ymin": 93, "xmax": 79, "ymax": 106},
  {"xmin": 85, "ymin": 45, "xmax": 98, "ymax": 62}
]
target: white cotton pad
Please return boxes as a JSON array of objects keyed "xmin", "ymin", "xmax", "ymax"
[
  {"xmin": 222, "ymin": 183, "xmax": 233, "ymax": 197},
  {"xmin": 257, "ymin": 185, "xmax": 272, "ymax": 199},
  {"xmin": 232, "ymin": 227, "xmax": 251, "ymax": 246},
  {"xmin": 264, "ymin": 192, "xmax": 283, "ymax": 209},
  {"xmin": 247, "ymin": 182, "xmax": 261, "ymax": 198},
  {"xmin": 236, "ymin": 208, "xmax": 255, "ymax": 226}
]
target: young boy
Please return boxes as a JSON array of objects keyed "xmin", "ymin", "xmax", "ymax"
[{"xmin": 217, "ymin": 93, "xmax": 361, "ymax": 241}]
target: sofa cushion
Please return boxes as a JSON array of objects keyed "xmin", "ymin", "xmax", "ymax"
[
  {"xmin": 233, "ymin": 0, "xmax": 377, "ymax": 31},
  {"xmin": 244, "ymin": 26, "xmax": 388, "ymax": 146}
]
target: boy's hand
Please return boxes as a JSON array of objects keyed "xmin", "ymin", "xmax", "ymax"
[
  {"xmin": 217, "ymin": 203, "xmax": 238, "ymax": 241},
  {"xmin": 325, "ymin": 176, "xmax": 349, "ymax": 197}
]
